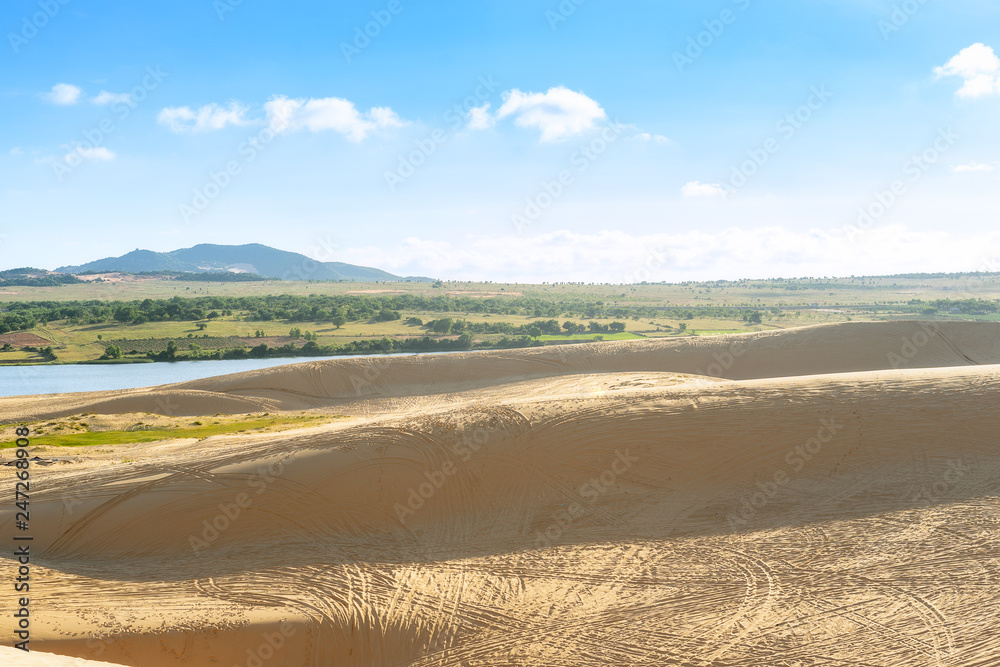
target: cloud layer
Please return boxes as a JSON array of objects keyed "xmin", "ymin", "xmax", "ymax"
[
  {"xmin": 495, "ymin": 87, "xmax": 607, "ymax": 142},
  {"xmin": 157, "ymin": 102, "xmax": 253, "ymax": 132},
  {"xmin": 44, "ymin": 83, "xmax": 82, "ymax": 105},
  {"xmin": 952, "ymin": 162, "xmax": 996, "ymax": 173},
  {"xmin": 152, "ymin": 86, "xmax": 658, "ymax": 144},
  {"xmin": 156, "ymin": 96, "xmax": 407, "ymax": 141},
  {"xmin": 634, "ymin": 133, "xmax": 672, "ymax": 145},
  {"xmin": 935, "ymin": 43, "xmax": 1000, "ymax": 98},
  {"xmin": 71, "ymin": 146, "xmax": 116, "ymax": 162},
  {"xmin": 681, "ymin": 181, "xmax": 727, "ymax": 199},
  {"xmin": 343, "ymin": 227, "xmax": 1000, "ymax": 283},
  {"xmin": 265, "ymin": 96, "xmax": 407, "ymax": 141},
  {"xmin": 92, "ymin": 91, "xmax": 133, "ymax": 106},
  {"xmin": 466, "ymin": 103, "xmax": 496, "ymax": 131}
]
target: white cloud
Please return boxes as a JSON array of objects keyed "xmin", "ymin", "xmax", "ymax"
[
  {"xmin": 92, "ymin": 91, "xmax": 133, "ymax": 105},
  {"xmin": 43, "ymin": 145, "xmax": 117, "ymax": 166},
  {"xmin": 264, "ymin": 96, "xmax": 407, "ymax": 141},
  {"xmin": 681, "ymin": 181, "xmax": 727, "ymax": 199},
  {"xmin": 952, "ymin": 162, "xmax": 996, "ymax": 173},
  {"xmin": 341, "ymin": 227, "xmax": 1000, "ymax": 283},
  {"xmin": 496, "ymin": 87, "xmax": 607, "ymax": 142},
  {"xmin": 368, "ymin": 106, "xmax": 407, "ymax": 131},
  {"xmin": 157, "ymin": 102, "xmax": 253, "ymax": 133},
  {"xmin": 633, "ymin": 132, "xmax": 672, "ymax": 145},
  {"xmin": 935, "ymin": 43, "xmax": 1000, "ymax": 98},
  {"xmin": 467, "ymin": 103, "xmax": 496, "ymax": 131},
  {"xmin": 68, "ymin": 146, "xmax": 116, "ymax": 162},
  {"xmin": 9, "ymin": 147, "xmax": 23, "ymax": 157},
  {"xmin": 44, "ymin": 83, "xmax": 82, "ymax": 105}
]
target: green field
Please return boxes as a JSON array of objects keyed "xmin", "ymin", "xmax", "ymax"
[
  {"xmin": 0, "ymin": 311, "xmax": 777, "ymax": 364},
  {"xmin": 2, "ymin": 273, "xmax": 999, "ymax": 365}
]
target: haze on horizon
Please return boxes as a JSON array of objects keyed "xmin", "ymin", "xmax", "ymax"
[{"xmin": 1, "ymin": 0, "xmax": 998, "ymax": 283}]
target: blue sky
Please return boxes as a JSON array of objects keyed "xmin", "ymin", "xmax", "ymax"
[{"xmin": 1, "ymin": 0, "xmax": 998, "ymax": 281}]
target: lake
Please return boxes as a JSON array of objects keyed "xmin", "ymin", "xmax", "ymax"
[{"xmin": 0, "ymin": 353, "xmax": 446, "ymax": 398}]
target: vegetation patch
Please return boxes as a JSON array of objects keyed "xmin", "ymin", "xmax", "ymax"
[
  {"xmin": 1, "ymin": 414, "xmax": 335, "ymax": 449},
  {"xmin": 3, "ymin": 276, "xmax": 1000, "ymax": 364}
]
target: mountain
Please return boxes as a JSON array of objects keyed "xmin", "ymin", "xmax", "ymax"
[{"xmin": 55, "ymin": 244, "xmax": 432, "ymax": 282}]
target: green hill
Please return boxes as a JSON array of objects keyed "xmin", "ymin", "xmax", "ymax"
[{"xmin": 55, "ymin": 243, "xmax": 431, "ymax": 282}]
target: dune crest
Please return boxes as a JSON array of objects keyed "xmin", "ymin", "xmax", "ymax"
[{"xmin": 1, "ymin": 321, "xmax": 997, "ymax": 421}]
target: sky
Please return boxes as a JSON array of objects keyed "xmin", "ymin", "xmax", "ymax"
[{"xmin": 1, "ymin": 0, "xmax": 998, "ymax": 282}]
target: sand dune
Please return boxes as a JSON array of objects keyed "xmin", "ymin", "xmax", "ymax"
[
  {"xmin": 2, "ymin": 321, "xmax": 1000, "ymax": 665},
  {"xmin": 2, "ymin": 320, "xmax": 997, "ymax": 421}
]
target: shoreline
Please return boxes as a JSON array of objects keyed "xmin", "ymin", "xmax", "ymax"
[{"xmin": 0, "ymin": 337, "xmax": 633, "ymax": 367}]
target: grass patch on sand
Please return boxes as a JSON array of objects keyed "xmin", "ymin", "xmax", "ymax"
[{"xmin": 1, "ymin": 414, "xmax": 334, "ymax": 449}]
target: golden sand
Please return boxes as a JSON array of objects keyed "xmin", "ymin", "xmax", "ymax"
[{"xmin": 2, "ymin": 321, "xmax": 999, "ymax": 665}]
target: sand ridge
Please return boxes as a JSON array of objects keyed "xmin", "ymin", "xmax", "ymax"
[{"xmin": 1, "ymin": 320, "xmax": 997, "ymax": 422}]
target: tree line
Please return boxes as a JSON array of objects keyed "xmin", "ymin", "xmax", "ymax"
[
  {"xmin": 4, "ymin": 293, "xmax": 996, "ymax": 336},
  {"xmin": 0, "ymin": 293, "xmax": 779, "ymax": 333}
]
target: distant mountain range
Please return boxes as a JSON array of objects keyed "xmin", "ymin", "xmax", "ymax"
[{"xmin": 55, "ymin": 244, "xmax": 432, "ymax": 282}]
